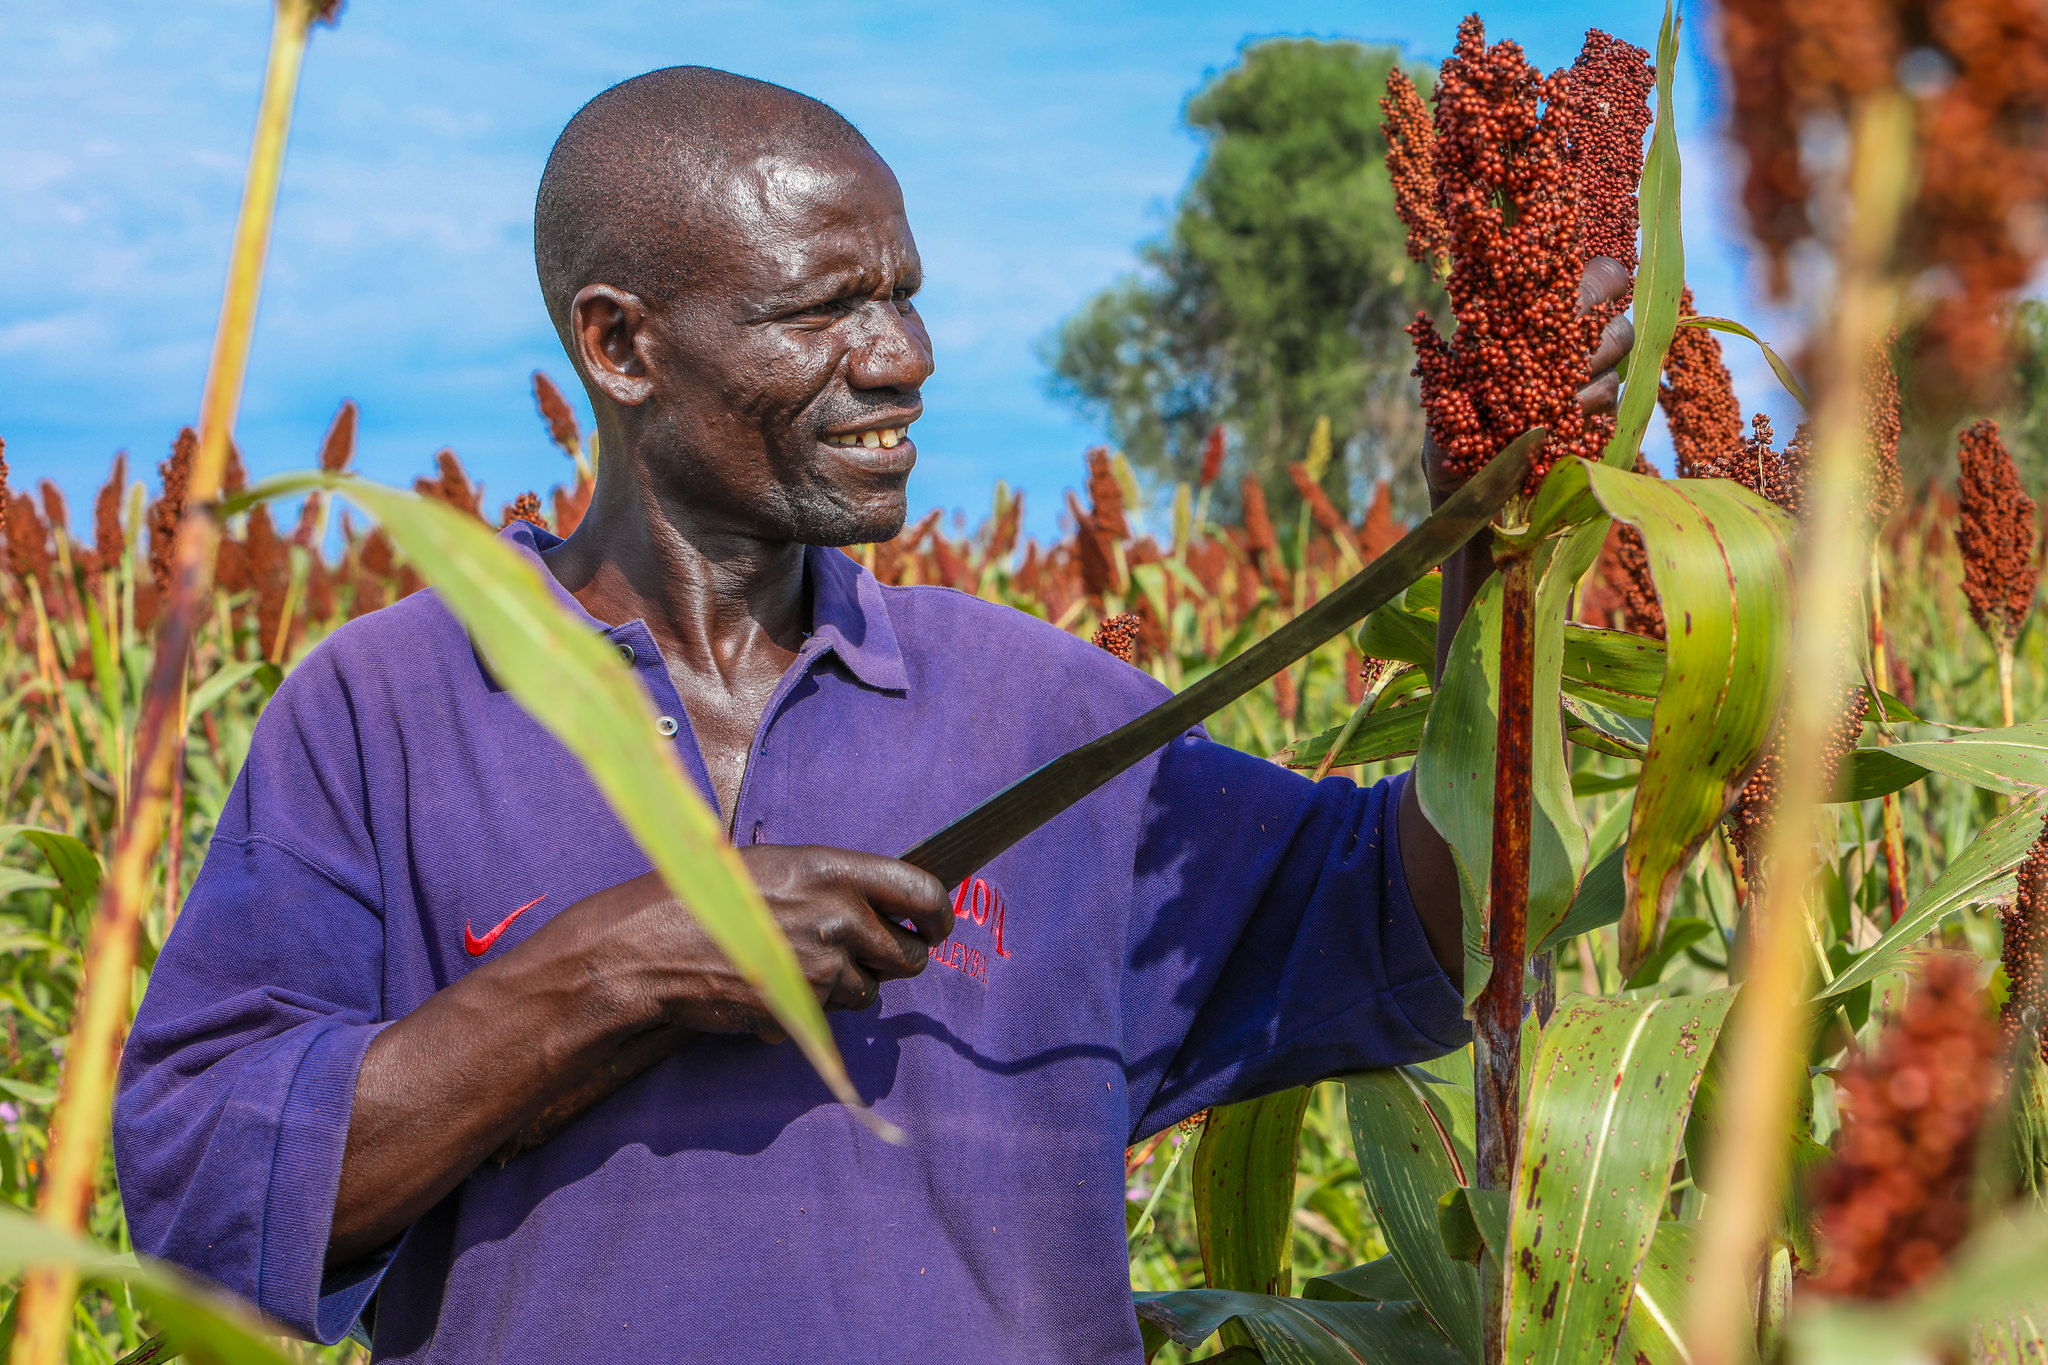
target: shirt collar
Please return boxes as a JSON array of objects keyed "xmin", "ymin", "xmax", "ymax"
[{"xmin": 492, "ymin": 521, "xmax": 909, "ymax": 693}]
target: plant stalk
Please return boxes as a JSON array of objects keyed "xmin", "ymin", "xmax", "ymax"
[
  {"xmin": 2000, "ymin": 642, "xmax": 2018, "ymax": 730},
  {"xmin": 1476, "ymin": 541, "xmax": 1535, "ymax": 1364},
  {"xmin": 1867, "ymin": 560, "xmax": 1910, "ymax": 922},
  {"xmin": 9, "ymin": 6, "xmax": 324, "ymax": 1361},
  {"xmin": 1682, "ymin": 93, "xmax": 1912, "ymax": 1365}
]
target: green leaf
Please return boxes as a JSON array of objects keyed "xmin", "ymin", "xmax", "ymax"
[
  {"xmin": 1505, "ymin": 989, "xmax": 1737, "ymax": 1365},
  {"xmin": 1536, "ymin": 459, "xmax": 1796, "ymax": 976},
  {"xmin": 1301, "ymin": 1255, "xmax": 1415, "ymax": 1304},
  {"xmin": 185, "ymin": 660, "xmax": 272, "ymax": 727},
  {"xmin": 1821, "ymin": 792, "xmax": 2048, "ymax": 1000},
  {"xmin": 235, "ymin": 473, "xmax": 864, "ymax": 1124},
  {"xmin": 1835, "ymin": 745, "xmax": 1933, "ymax": 802},
  {"xmin": 1622, "ymin": 916, "xmax": 1715, "ymax": 989},
  {"xmin": 1536, "ymin": 841, "xmax": 1628, "ymax": 952},
  {"xmin": 0, "ymin": 825, "xmax": 103, "ymax": 915},
  {"xmin": 1680, "ymin": 316, "xmax": 1811, "ymax": 408},
  {"xmin": 0, "ymin": 1206, "xmax": 296, "ymax": 1365},
  {"xmin": 1616, "ymin": 1222, "xmax": 1736, "ymax": 1365},
  {"xmin": 1342, "ymin": 1068, "xmax": 1481, "ymax": 1361},
  {"xmin": 1562, "ymin": 626, "xmax": 1665, "ymax": 717},
  {"xmin": 1599, "ymin": 0, "xmax": 1684, "ymax": 471},
  {"xmin": 1194, "ymin": 1088, "xmax": 1314, "ymax": 1307},
  {"xmin": 1356, "ymin": 582, "xmax": 1440, "ymax": 676},
  {"xmin": 1857, "ymin": 721, "xmax": 2048, "ymax": 796},
  {"xmin": 1135, "ymin": 1289, "xmax": 1464, "ymax": 1364},
  {"xmin": 1435, "ymin": 1185, "xmax": 1507, "ymax": 1267},
  {"xmin": 1276, "ymin": 699, "xmax": 1429, "ymax": 771}
]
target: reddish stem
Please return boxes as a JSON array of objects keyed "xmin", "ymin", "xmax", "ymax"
[{"xmin": 1476, "ymin": 545, "xmax": 1534, "ymax": 1361}]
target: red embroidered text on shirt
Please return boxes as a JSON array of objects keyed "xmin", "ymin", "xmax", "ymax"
[{"xmin": 930, "ymin": 876, "xmax": 1010, "ymax": 985}]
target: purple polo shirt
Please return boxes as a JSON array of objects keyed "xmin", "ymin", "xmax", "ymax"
[{"xmin": 114, "ymin": 521, "xmax": 1467, "ymax": 1364}]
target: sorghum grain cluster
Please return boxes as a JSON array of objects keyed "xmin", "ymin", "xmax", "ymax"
[
  {"xmin": 2000, "ymin": 814, "xmax": 2048, "ymax": 1066},
  {"xmin": 1956, "ymin": 419, "xmax": 2040, "ymax": 647},
  {"xmin": 1658, "ymin": 290, "xmax": 1745, "ymax": 478},
  {"xmin": 1812, "ymin": 953, "xmax": 2002, "ymax": 1299}
]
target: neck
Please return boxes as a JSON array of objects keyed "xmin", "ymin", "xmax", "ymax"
[{"xmin": 542, "ymin": 432, "xmax": 809, "ymax": 674}]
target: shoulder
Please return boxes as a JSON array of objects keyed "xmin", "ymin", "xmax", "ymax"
[{"xmin": 877, "ymin": 583, "xmax": 1170, "ymax": 722}]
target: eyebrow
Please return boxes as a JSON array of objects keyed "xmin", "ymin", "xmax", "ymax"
[{"xmin": 753, "ymin": 264, "xmax": 919, "ymax": 318}]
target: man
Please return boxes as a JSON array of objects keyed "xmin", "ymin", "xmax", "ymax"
[{"xmin": 115, "ymin": 68, "xmax": 1629, "ymax": 1363}]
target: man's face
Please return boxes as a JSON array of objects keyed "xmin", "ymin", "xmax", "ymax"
[{"xmin": 631, "ymin": 146, "xmax": 933, "ymax": 546}]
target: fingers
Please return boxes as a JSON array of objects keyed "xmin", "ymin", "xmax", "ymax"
[
  {"xmin": 825, "ymin": 960, "xmax": 881, "ymax": 1012},
  {"xmin": 1575, "ymin": 369, "xmax": 1622, "ymax": 415},
  {"xmin": 827, "ymin": 848, "xmax": 953, "ymax": 945},
  {"xmin": 1578, "ymin": 256, "xmax": 1630, "ymax": 314},
  {"xmin": 1588, "ymin": 313, "xmax": 1634, "ymax": 377}
]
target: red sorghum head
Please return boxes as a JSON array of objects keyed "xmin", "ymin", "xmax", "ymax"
[
  {"xmin": 501, "ymin": 491, "xmax": 549, "ymax": 530},
  {"xmin": 1380, "ymin": 65, "xmax": 1448, "ymax": 271},
  {"xmin": 1286, "ymin": 461, "xmax": 1350, "ymax": 548},
  {"xmin": 1086, "ymin": 448, "xmax": 1129, "ymax": 542},
  {"xmin": 1090, "ymin": 612, "xmax": 1141, "ymax": 664},
  {"xmin": 1660, "ymin": 290, "xmax": 1745, "ymax": 479},
  {"xmin": 2000, "ymin": 812, "xmax": 2048, "ymax": 1066},
  {"xmin": 1408, "ymin": 16, "xmax": 1607, "ymax": 495},
  {"xmin": 1956, "ymin": 419, "xmax": 2040, "ymax": 648},
  {"xmin": 1811, "ymin": 952, "xmax": 2002, "ymax": 1300},
  {"xmin": 533, "ymin": 371, "xmax": 582, "ymax": 460},
  {"xmin": 1562, "ymin": 29, "xmax": 1655, "ymax": 279},
  {"xmin": 92, "ymin": 452, "xmax": 128, "ymax": 575},
  {"xmin": 1610, "ymin": 455, "xmax": 1664, "ymax": 639},
  {"xmin": 1198, "ymin": 425, "xmax": 1227, "ymax": 490},
  {"xmin": 318, "ymin": 401, "xmax": 357, "ymax": 473},
  {"xmin": 6, "ymin": 491, "xmax": 50, "ymax": 596},
  {"xmin": 415, "ymin": 449, "xmax": 482, "ymax": 519},
  {"xmin": 38, "ymin": 481, "xmax": 69, "ymax": 538},
  {"xmin": 148, "ymin": 427, "xmax": 196, "ymax": 598}
]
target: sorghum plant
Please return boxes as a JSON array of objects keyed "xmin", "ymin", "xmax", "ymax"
[{"xmin": 1956, "ymin": 418, "xmax": 2040, "ymax": 725}]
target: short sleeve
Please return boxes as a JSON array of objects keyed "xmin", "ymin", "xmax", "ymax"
[
  {"xmin": 1120, "ymin": 736, "xmax": 1470, "ymax": 1140},
  {"xmin": 114, "ymin": 654, "xmax": 394, "ymax": 1343}
]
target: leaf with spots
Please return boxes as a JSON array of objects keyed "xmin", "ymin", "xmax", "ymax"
[
  {"xmin": 1528, "ymin": 458, "xmax": 1796, "ymax": 977},
  {"xmin": 1505, "ymin": 990, "xmax": 1736, "ymax": 1365},
  {"xmin": 1342, "ymin": 1066, "xmax": 1482, "ymax": 1361}
]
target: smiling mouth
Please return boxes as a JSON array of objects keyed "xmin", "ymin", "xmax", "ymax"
[{"xmin": 823, "ymin": 425, "xmax": 912, "ymax": 450}]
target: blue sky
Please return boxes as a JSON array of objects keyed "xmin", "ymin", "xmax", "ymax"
[{"xmin": 1, "ymin": 1, "xmax": 1795, "ymax": 538}]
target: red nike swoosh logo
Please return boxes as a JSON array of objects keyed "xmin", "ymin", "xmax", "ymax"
[{"xmin": 464, "ymin": 895, "xmax": 546, "ymax": 956}]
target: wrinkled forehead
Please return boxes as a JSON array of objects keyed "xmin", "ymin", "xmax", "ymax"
[{"xmin": 679, "ymin": 146, "xmax": 914, "ymax": 295}]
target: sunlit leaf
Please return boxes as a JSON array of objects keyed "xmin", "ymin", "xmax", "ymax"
[
  {"xmin": 1821, "ymin": 792, "xmax": 2048, "ymax": 1000},
  {"xmin": 1194, "ymin": 1088, "xmax": 1313, "ymax": 1306},
  {"xmin": 1135, "ymin": 1288, "xmax": 1463, "ymax": 1364},
  {"xmin": 1506, "ymin": 989, "xmax": 1736, "ymax": 1365}
]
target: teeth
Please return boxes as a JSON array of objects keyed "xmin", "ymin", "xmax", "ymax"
[{"xmin": 826, "ymin": 427, "xmax": 909, "ymax": 449}]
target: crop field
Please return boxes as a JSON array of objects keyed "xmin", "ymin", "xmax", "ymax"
[{"xmin": 9, "ymin": 0, "xmax": 2048, "ymax": 1363}]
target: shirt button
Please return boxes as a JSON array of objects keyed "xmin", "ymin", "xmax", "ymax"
[
  {"xmin": 617, "ymin": 642, "xmax": 635, "ymax": 665},
  {"xmin": 655, "ymin": 716, "xmax": 680, "ymax": 737}
]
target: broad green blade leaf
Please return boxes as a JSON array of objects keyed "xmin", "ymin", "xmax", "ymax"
[
  {"xmin": 1302, "ymin": 1255, "xmax": 1415, "ymax": 1304},
  {"xmin": 1276, "ymin": 699, "xmax": 1428, "ymax": 771},
  {"xmin": 1874, "ymin": 722, "xmax": 2048, "ymax": 796},
  {"xmin": 1506, "ymin": 989, "xmax": 1736, "ymax": 1365},
  {"xmin": 1356, "ymin": 583, "xmax": 1440, "ymax": 675},
  {"xmin": 1836, "ymin": 745, "xmax": 1933, "ymax": 802},
  {"xmin": 1563, "ymin": 626, "xmax": 1664, "ymax": 717},
  {"xmin": 0, "ymin": 868, "xmax": 60, "ymax": 900},
  {"xmin": 185, "ymin": 659, "xmax": 272, "ymax": 726},
  {"xmin": 1599, "ymin": 0, "xmax": 1684, "ymax": 471},
  {"xmin": 1821, "ymin": 792, "xmax": 2048, "ymax": 999},
  {"xmin": 1343, "ymin": 1069, "xmax": 1481, "ymax": 1361},
  {"xmin": 0, "ymin": 825, "xmax": 103, "ymax": 915},
  {"xmin": 1541, "ymin": 459, "xmax": 1795, "ymax": 976},
  {"xmin": 235, "ymin": 473, "xmax": 864, "ymax": 1124},
  {"xmin": 1680, "ymin": 316, "xmax": 1811, "ymax": 408},
  {"xmin": 1195, "ymin": 1088, "xmax": 1314, "ymax": 1304},
  {"xmin": 1536, "ymin": 841, "xmax": 1628, "ymax": 952},
  {"xmin": 0, "ymin": 1206, "xmax": 295, "ymax": 1365},
  {"xmin": 1616, "ymin": 1222, "xmax": 1736, "ymax": 1365},
  {"xmin": 1135, "ymin": 1289, "xmax": 1464, "ymax": 1364},
  {"xmin": 1622, "ymin": 916, "xmax": 1715, "ymax": 989}
]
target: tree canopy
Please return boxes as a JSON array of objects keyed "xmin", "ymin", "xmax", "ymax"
[{"xmin": 1042, "ymin": 38, "xmax": 1439, "ymax": 514}]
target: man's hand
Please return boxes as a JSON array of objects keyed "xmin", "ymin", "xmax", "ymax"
[
  {"xmin": 1401, "ymin": 255, "xmax": 1638, "ymax": 986},
  {"xmin": 573, "ymin": 846, "xmax": 953, "ymax": 1042}
]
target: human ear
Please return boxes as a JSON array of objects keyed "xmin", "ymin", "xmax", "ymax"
[{"xmin": 569, "ymin": 284, "xmax": 656, "ymax": 406}]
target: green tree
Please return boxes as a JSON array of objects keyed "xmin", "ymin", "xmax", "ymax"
[{"xmin": 1042, "ymin": 38, "xmax": 1439, "ymax": 515}]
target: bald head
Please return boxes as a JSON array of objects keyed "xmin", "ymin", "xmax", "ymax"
[{"xmin": 534, "ymin": 67, "xmax": 879, "ymax": 341}]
